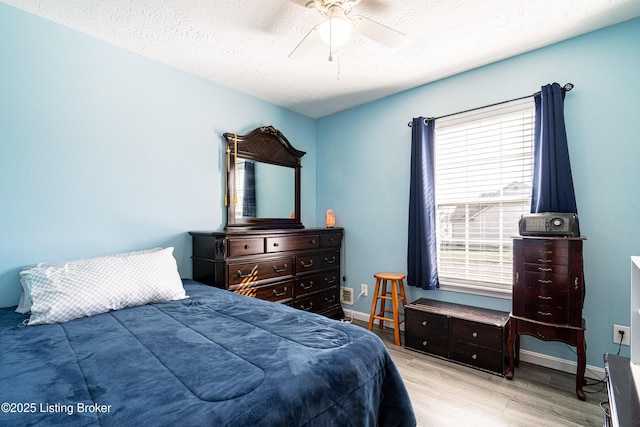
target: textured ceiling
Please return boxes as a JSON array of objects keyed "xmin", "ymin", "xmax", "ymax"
[{"xmin": 4, "ymin": 0, "xmax": 640, "ymax": 118}]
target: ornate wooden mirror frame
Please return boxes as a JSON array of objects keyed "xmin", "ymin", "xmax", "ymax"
[{"xmin": 223, "ymin": 126, "xmax": 305, "ymax": 230}]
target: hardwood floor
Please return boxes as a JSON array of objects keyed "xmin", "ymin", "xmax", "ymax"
[{"xmin": 352, "ymin": 321, "xmax": 609, "ymax": 427}]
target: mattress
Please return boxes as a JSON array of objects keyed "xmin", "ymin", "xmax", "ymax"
[{"xmin": 0, "ymin": 280, "xmax": 415, "ymax": 426}]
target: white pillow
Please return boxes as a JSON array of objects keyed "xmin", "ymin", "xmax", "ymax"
[
  {"xmin": 19, "ymin": 247, "xmax": 187, "ymax": 325},
  {"xmin": 16, "ymin": 247, "xmax": 164, "ymax": 314}
]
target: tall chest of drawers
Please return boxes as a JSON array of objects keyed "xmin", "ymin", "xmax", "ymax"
[
  {"xmin": 189, "ymin": 228, "xmax": 344, "ymax": 319},
  {"xmin": 512, "ymin": 236, "xmax": 585, "ymax": 327},
  {"xmin": 507, "ymin": 236, "xmax": 587, "ymax": 400}
]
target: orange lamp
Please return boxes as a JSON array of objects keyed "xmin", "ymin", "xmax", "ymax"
[{"xmin": 325, "ymin": 209, "xmax": 335, "ymax": 228}]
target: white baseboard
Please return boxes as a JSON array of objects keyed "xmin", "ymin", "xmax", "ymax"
[
  {"xmin": 518, "ymin": 349, "xmax": 605, "ymax": 380},
  {"xmin": 343, "ymin": 307, "xmax": 605, "ymax": 379}
]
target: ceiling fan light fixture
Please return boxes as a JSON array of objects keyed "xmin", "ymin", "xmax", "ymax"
[{"xmin": 318, "ymin": 8, "xmax": 352, "ymax": 47}]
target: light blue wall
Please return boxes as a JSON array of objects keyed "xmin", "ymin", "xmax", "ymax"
[
  {"xmin": 317, "ymin": 18, "xmax": 640, "ymax": 367},
  {"xmin": 0, "ymin": 3, "xmax": 316, "ymax": 307}
]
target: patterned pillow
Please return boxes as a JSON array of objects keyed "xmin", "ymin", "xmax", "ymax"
[
  {"xmin": 19, "ymin": 247, "xmax": 187, "ymax": 325},
  {"xmin": 16, "ymin": 247, "xmax": 164, "ymax": 314}
]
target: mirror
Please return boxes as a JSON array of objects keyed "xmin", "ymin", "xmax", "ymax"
[
  {"xmin": 234, "ymin": 160, "xmax": 295, "ymax": 219},
  {"xmin": 224, "ymin": 126, "xmax": 305, "ymax": 230}
]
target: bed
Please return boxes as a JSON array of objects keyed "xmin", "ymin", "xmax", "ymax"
[{"xmin": 0, "ymin": 247, "xmax": 416, "ymax": 426}]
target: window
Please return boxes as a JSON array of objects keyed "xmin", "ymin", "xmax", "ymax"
[{"xmin": 434, "ymin": 99, "xmax": 534, "ymax": 298}]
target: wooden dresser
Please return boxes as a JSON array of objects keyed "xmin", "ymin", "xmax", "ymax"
[
  {"xmin": 405, "ymin": 299, "xmax": 510, "ymax": 375},
  {"xmin": 189, "ymin": 228, "xmax": 344, "ymax": 319},
  {"xmin": 507, "ymin": 236, "xmax": 587, "ymax": 400}
]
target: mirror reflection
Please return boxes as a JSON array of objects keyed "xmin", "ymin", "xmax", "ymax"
[{"xmin": 234, "ymin": 160, "xmax": 295, "ymax": 219}]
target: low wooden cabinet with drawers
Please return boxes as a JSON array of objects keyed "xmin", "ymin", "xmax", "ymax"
[
  {"xmin": 507, "ymin": 236, "xmax": 587, "ymax": 400},
  {"xmin": 189, "ymin": 228, "xmax": 344, "ymax": 319},
  {"xmin": 405, "ymin": 298, "xmax": 510, "ymax": 375}
]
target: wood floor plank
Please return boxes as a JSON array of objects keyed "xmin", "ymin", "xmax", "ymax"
[{"xmin": 351, "ymin": 321, "xmax": 608, "ymax": 427}]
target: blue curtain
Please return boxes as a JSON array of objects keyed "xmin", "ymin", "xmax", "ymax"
[
  {"xmin": 531, "ymin": 83, "xmax": 578, "ymax": 213},
  {"xmin": 243, "ymin": 161, "xmax": 256, "ymax": 217},
  {"xmin": 407, "ymin": 117, "xmax": 439, "ymax": 290}
]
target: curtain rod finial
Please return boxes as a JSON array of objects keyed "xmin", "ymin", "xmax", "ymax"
[{"xmin": 563, "ymin": 83, "xmax": 574, "ymax": 91}]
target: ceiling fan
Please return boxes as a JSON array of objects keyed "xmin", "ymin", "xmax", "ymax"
[{"xmin": 288, "ymin": 0, "xmax": 405, "ymax": 60}]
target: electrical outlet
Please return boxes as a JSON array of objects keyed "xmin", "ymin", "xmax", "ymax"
[
  {"xmin": 360, "ymin": 284, "xmax": 368, "ymax": 297},
  {"xmin": 613, "ymin": 324, "xmax": 630, "ymax": 345}
]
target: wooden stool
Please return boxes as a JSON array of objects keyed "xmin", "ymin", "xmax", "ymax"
[{"xmin": 367, "ymin": 272, "xmax": 408, "ymax": 346}]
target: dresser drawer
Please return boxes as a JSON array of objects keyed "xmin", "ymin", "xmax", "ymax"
[
  {"xmin": 523, "ymin": 302, "xmax": 568, "ymax": 324},
  {"xmin": 232, "ymin": 280, "xmax": 294, "ymax": 303},
  {"xmin": 524, "ymin": 253, "xmax": 568, "ymax": 266},
  {"xmin": 523, "ymin": 271, "xmax": 569, "ymax": 290},
  {"xmin": 228, "ymin": 257, "xmax": 293, "ymax": 286},
  {"xmin": 450, "ymin": 318, "xmax": 503, "ymax": 350},
  {"xmin": 450, "ymin": 344, "xmax": 504, "ymax": 374},
  {"xmin": 405, "ymin": 309, "xmax": 448, "ymax": 358},
  {"xmin": 320, "ymin": 232, "xmax": 342, "ymax": 248},
  {"xmin": 524, "ymin": 262, "xmax": 569, "ymax": 276},
  {"xmin": 227, "ymin": 237, "xmax": 265, "ymax": 257},
  {"xmin": 266, "ymin": 234, "xmax": 320, "ymax": 253},
  {"xmin": 295, "ymin": 250, "xmax": 340, "ymax": 275},
  {"xmin": 293, "ymin": 288, "xmax": 340, "ymax": 313},
  {"xmin": 520, "ymin": 286, "xmax": 569, "ymax": 308},
  {"xmin": 295, "ymin": 269, "xmax": 340, "ymax": 298},
  {"xmin": 523, "ymin": 239, "xmax": 569, "ymax": 260}
]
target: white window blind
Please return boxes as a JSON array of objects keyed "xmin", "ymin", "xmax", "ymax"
[{"xmin": 434, "ymin": 99, "xmax": 534, "ymax": 298}]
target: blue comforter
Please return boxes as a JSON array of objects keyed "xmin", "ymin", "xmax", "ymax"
[{"xmin": 0, "ymin": 280, "xmax": 415, "ymax": 426}]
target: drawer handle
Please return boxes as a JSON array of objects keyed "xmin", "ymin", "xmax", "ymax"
[
  {"xmin": 422, "ymin": 340, "xmax": 428, "ymax": 346},
  {"xmin": 515, "ymin": 271, "xmax": 519, "ymax": 284},
  {"xmin": 244, "ymin": 244, "xmax": 250, "ymax": 250},
  {"xmin": 300, "ymin": 281, "xmax": 314, "ymax": 290},
  {"xmin": 538, "ymin": 279, "xmax": 552, "ymax": 284},
  {"xmin": 309, "ymin": 239, "xmax": 316, "ymax": 245},
  {"xmin": 325, "ymin": 295, "xmax": 337, "ymax": 303},
  {"xmin": 541, "ymin": 250, "xmax": 553, "ymax": 254},
  {"xmin": 236, "ymin": 267, "xmax": 256, "ymax": 279},
  {"xmin": 324, "ymin": 276, "xmax": 337, "ymax": 284},
  {"xmin": 300, "ymin": 260, "xmax": 314, "ymax": 268},
  {"xmin": 273, "ymin": 264, "xmax": 288, "ymax": 273},
  {"xmin": 538, "ymin": 267, "xmax": 552, "ymax": 272},
  {"xmin": 422, "ymin": 321, "xmax": 427, "ymax": 326},
  {"xmin": 537, "ymin": 311, "xmax": 553, "ymax": 316},
  {"xmin": 538, "ymin": 259, "xmax": 552, "ymax": 263},
  {"xmin": 273, "ymin": 242, "xmax": 280, "ymax": 247},
  {"xmin": 472, "ymin": 354, "xmax": 477, "ymax": 360},
  {"xmin": 300, "ymin": 302, "xmax": 314, "ymax": 311},
  {"xmin": 472, "ymin": 332, "xmax": 478, "ymax": 338},
  {"xmin": 574, "ymin": 277, "xmax": 579, "ymax": 290},
  {"xmin": 272, "ymin": 287, "xmax": 288, "ymax": 297},
  {"xmin": 324, "ymin": 256, "xmax": 337, "ymax": 264},
  {"xmin": 537, "ymin": 295, "xmax": 552, "ymax": 300}
]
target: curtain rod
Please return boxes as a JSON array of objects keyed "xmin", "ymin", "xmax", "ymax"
[{"xmin": 407, "ymin": 83, "xmax": 574, "ymax": 127}]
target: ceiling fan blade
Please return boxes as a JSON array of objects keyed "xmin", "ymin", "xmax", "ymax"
[
  {"xmin": 357, "ymin": 0, "xmax": 388, "ymax": 13},
  {"xmin": 351, "ymin": 15, "xmax": 405, "ymax": 48},
  {"xmin": 288, "ymin": 26, "xmax": 320, "ymax": 59}
]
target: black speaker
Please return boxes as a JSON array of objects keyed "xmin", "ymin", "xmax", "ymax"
[{"xmin": 519, "ymin": 213, "xmax": 580, "ymax": 237}]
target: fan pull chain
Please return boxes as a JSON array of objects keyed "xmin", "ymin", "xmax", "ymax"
[{"xmin": 328, "ymin": 14, "xmax": 334, "ymax": 61}]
